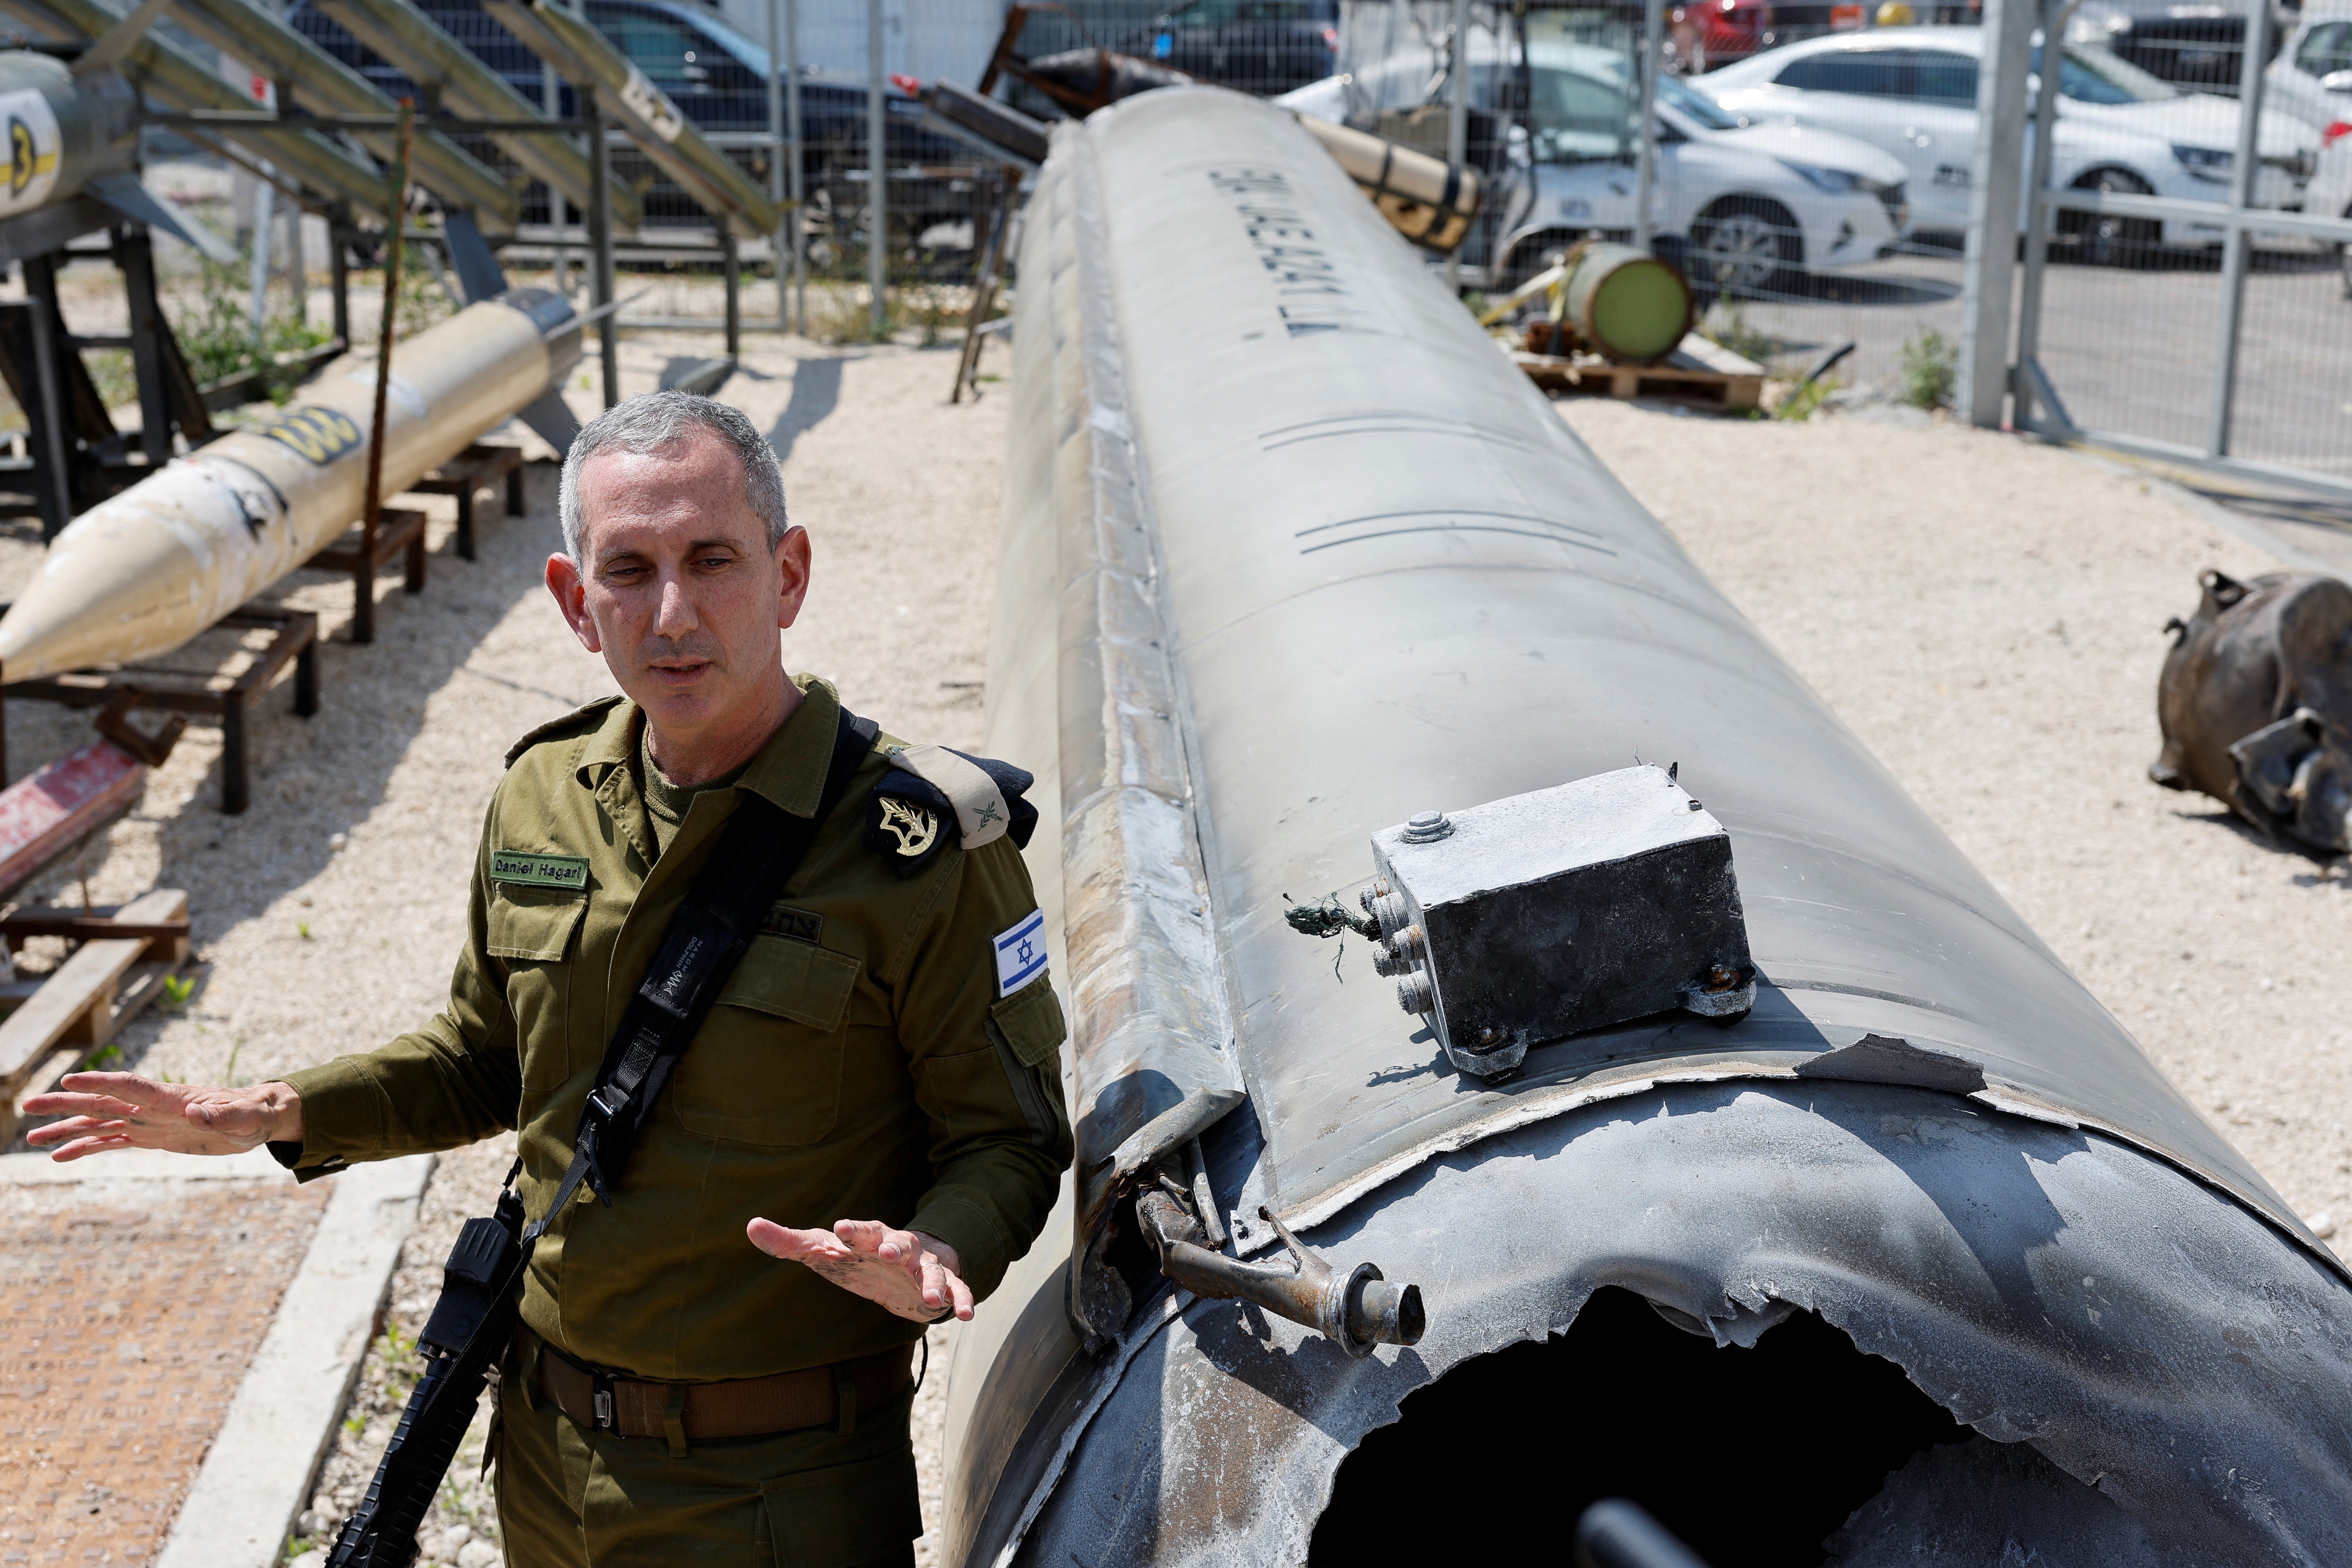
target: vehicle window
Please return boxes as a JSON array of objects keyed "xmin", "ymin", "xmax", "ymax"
[
  {"xmin": 1776, "ymin": 50, "xmax": 1906, "ymax": 96},
  {"xmin": 2039, "ymin": 43, "xmax": 2177, "ymax": 102},
  {"xmin": 589, "ymin": 4, "xmax": 700, "ymax": 74},
  {"xmin": 1528, "ymin": 65, "xmax": 1637, "ymax": 162},
  {"xmin": 1658, "ymin": 74, "xmax": 1739, "ymax": 130},
  {"xmin": 2296, "ymin": 21, "xmax": 2352, "ymax": 77},
  {"xmin": 1912, "ymin": 50, "xmax": 1978, "ymax": 103}
]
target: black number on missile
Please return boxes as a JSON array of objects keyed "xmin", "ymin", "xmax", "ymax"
[
  {"xmin": 9, "ymin": 119, "xmax": 35, "ymax": 197},
  {"xmin": 253, "ymin": 406, "xmax": 363, "ymax": 465}
]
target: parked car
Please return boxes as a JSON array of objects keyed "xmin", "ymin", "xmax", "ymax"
[
  {"xmin": 2266, "ymin": 5, "xmax": 2352, "ymax": 141},
  {"xmin": 1284, "ymin": 42, "xmax": 1911, "ymax": 297},
  {"xmin": 1143, "ymin": 0, "xmax": 1338, "ymax": 97},
  {"xmin": 2301, "ymin": 118, "xmax": 2352, "ymax": 296},
  {"xmin": 288, "ymin": 0, "xmax": 971, "ymax": 230},
  {"xmin": 2066, "ymin": 0, "xmax": 2254, "ymax": 93},
  {"xmin": 1696, "ymin": 27, "xmax": 2315, "ymax": 257}
]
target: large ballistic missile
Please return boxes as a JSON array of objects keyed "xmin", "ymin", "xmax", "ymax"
[
  {"xmin": 0, "ymin": 287, "xmax": 579, "ymax": 681},
  {"xmin": 486, "ymin": 0, "xmax": 779, "ymax": 238},
  {"xmin": 945, "ymin": 89, "xmax": 2352, "ymax": 1566},
  {"xmin": 0, "ymin": 48, "xmax": 234, "ymax": 258},
  {"xmin": 0, "ymin": 0, "xmax": 393, "ymax": 219},
  {"xmin": 162, "ymin": 0, "xmax": 520, "ymax": 228},
  {"xmin": 313, "ymin": 0, "xmax": 642, "ymax": 233}
]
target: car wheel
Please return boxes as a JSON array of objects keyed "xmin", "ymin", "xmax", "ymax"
[
  {"xmin": 2058, "ymin": 168, "xmax": 2160, "ymax": 268},
  {"xmin": 1691, "ymin": 197, "xmax": 1803, "ymax": 300}
]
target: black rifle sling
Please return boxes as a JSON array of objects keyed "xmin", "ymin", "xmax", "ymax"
[
  {"xmin": 535, "ymin": 704, "xmax": 877, "ymax": 1233},
  {"xmin": 328, "ymin": 706, "xmax": 875, "ymax": 1568}
]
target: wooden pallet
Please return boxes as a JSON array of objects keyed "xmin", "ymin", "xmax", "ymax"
[
  {"xmin": 0, "ymin": 888, "xmax": 190, "ymax": 1145},
  {"xmin": 1512, "ymin": 332, "xmax": 1767, "ymax": 411}
]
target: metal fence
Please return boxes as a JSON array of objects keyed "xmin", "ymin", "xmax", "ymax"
[
  {"xmin": 1325, "ymin": 0, "xmax": 2350, "ymax": 490},
  {"xmin": 2000, "ymin": 0, "xmax": 2352, "ymax": 497}
]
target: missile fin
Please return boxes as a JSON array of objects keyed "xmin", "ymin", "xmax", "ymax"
[
  {"xmin": 442, "ymin": 209, "xmax": 509, "ymax": 303},
  {"xmin": 513, "ymin": 390, "xmax": 580, "ymax": 455},
  {"xmin": 88, "ymin": 174, "xmax": 237, "ymax": 264},
  {"xmin": 71, "ymin": 0, "xmax": 172, "ymax": 77}
]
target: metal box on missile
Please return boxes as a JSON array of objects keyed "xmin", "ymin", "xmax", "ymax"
[{"xmin": 1364, "ymin": 765, "xmax": 1756, "ymax": 1077}]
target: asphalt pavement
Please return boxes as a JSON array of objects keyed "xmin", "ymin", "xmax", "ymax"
[{"xmin": 1713, "ymin": 236, "xmax": 2352, "ymax": 486}]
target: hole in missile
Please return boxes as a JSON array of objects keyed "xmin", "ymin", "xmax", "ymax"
[{"xmin": 1306, "ymin": 1286, "xmax": 1969, "ymax": 1568}]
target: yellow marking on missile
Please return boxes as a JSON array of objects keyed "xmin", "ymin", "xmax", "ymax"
[{"xmin": 251, "ymin": 406, "xmax": 363, "ymax": 465}]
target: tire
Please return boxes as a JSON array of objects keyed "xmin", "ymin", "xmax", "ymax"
[
  {"xmin": 1690, "ymin": 197, "xmax": 1804, "ymax": 300},
  {"xmin": 2057, "ymin": 168, "xmax": 2160, "ymax": 268}
]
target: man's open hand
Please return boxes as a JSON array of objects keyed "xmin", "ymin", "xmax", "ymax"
[
  {"xmin": 21, "ymin": 1072, "xmax": 301, "ymax": 1161},
  {"xmin": 747, "ymin": 1217, "xmax": 974, "ymax": 1323}
]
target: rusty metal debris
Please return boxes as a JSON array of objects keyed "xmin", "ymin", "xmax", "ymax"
[
  {"xmin": 2154, "ymin": 568, "xmax": 2352, "ymax": 857},
  {"xmin": 1138, "ymin": 1176, "xmax": 1423, "ymax": 1358}
]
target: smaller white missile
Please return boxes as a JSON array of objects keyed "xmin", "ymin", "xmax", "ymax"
[{"xmin": 0, "ymin": 287, "xmax": 582, "ymax": 682}]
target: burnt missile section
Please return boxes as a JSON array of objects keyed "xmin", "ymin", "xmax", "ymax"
[{"xmin": 1362, "ymin": 767, "xmax": 1757, "ymax": 1077}]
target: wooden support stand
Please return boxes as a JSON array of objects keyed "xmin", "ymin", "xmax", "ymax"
[
  {"xmin": 1512, "ymin": 334, "xmax": 1767, "ymax": 412},
  {"xmin": 309, "ymin": 505, "xmax": 428, "ymax": 645},
  {"xmin": 0, "ymin": 887, "xmax": 191, "ymax": 1145},
  {"xmin": 0, "ymin": 604, "xmax": 322, "ymax": 815},
  {"xmin": 410, "ymin": 445, "xmax": 525, "ymax": 562}
]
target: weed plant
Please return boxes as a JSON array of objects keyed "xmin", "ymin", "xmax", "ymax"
[{"xmin": 1898, "ymin": 329, "xmax": 1957, "ymax": 409}]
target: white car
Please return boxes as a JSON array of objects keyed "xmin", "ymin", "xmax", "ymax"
[
  {"xmin": 2302, "ymin": 130, "xmax": 2352, "ymax": 295},
  {"xmin": 1695, "ymin": 27, "xmax": 2315, "ymax": 258},
  {"xmin": 1282, "ymin": 42, "xmax": 1910, "ymax": 295},
  {"xmin": 2267, "ymin": 6, "xmax": 2352, "ymax": 143}
]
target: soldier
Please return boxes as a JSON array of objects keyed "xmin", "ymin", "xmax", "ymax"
[{"xmin": 25, "ymin": 390, "xmax": 1073, "ymax": 1567}]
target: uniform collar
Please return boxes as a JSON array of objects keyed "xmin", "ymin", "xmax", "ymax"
[{"xmin": 573, "ymin": 675, "xmax": 842, "ymax": 820}]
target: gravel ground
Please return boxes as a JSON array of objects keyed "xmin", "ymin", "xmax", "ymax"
[
  {"xmin": 1, "ymin": 325, "xmax": 1002, "ymax": 1565},
  {"xmin": 1559, "ymin": 396, "xmax": 2352, "ymax": 1246}
]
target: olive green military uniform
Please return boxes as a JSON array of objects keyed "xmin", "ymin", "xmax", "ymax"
[{"xmin": 277, "ymin": 677, "xmax": 1072, "ymax": 1566}]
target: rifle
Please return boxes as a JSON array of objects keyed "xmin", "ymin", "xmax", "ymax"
[
  {"xmin": 328, "ymin": 1190, "xmax": 526, "ymax": 1568},
  {"xmin": 323, "ymin": 706, "xmax": 876, "ymax": 1566}
]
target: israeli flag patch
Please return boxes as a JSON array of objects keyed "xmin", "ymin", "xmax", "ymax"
[{"xmin": 994, "ymin": 908, "xmax": 1049, "ymax": 998}]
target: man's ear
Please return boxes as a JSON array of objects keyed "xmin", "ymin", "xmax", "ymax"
[
  {"xmin": 775, "ymin": 526, "xmax": 812, "ymax": 632},
  {"xmin": 545, "ymin": 553, "xmax": 602, "ymax": 653}
]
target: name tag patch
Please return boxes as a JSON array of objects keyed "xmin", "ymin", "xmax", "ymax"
[
  {"xmin": 490, "ymin": 850, "xmax": 589, "ymax": 890},
  {"xmin": 762, "ymin": 903, "xmax": 824, "ymax": 944},
  {"xmin": 994, "ymin": 908, "xmax": 1047, "ymax": 998}
]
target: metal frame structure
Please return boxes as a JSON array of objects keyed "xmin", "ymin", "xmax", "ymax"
[{"xmin": 1960, "ymin": 0, "xmax": 2352, "ymax": 501}]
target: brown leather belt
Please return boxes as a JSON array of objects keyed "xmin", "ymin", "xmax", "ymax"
[{"xmin": 520, "ymin": 1328, "xmax": 914, "ymax": 1442}]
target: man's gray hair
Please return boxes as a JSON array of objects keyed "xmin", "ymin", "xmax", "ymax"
[{"xmin": 557, "ymin": 389, "xmax": 789, "ymax": 561}]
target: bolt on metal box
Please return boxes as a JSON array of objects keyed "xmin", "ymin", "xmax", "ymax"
[{"xmin": 1363, "ymin": 765, "xmax": 1755, "ymax": 1077}]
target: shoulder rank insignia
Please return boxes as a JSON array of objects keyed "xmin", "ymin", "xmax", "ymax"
[{"xmin": 863, "ymin": 744, "xmax": 1039, "ymax": 878}]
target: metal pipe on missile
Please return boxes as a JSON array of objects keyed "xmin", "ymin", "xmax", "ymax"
[
  {"xmin": 0, "ymin": 284, "xmax": 582, "ymax": 682},
  {"xmin": 0, "ymin": 0, "xmax": 391, "ymax": 218},
  {"xmin": 485, "ymin": 0, "xmax": 780, "ymax": 238},
  {"xmin": 159, "ymin": 0, "xmax": 520, "ymax": 228},
  {"xmin": 310, "ymin": 0, "xmax": 643, "ymax": 233}
]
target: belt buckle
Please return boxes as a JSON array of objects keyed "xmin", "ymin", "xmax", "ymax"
[{"xmin": 591, "ymin": 1370, "xmax": 617, "ymax": 1432}]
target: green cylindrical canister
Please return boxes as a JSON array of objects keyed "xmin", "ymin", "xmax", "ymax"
[{"xmin": 1560, "ymin": 242, "xmax": 1694, "ymax": 365}]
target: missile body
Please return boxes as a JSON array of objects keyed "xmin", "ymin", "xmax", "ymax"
[
  {"xmin": 0, "ymin": 287, "xmax": 580, "ymax": 681},
  {"xmin": 0, "ymin": 50, "xmax": 130, "ymax": 221},
  {"xmin": 0, "ymin": 0, "xmax": 391, "ymax": 220},
  {"xmin": 486, "ymin": 0, "xmax": 780, "ymax": 237}
]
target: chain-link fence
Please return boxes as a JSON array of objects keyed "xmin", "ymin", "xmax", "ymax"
[{"xmin": 2007, "ymin": 1, "xmax": 2352, "ymax": 495}]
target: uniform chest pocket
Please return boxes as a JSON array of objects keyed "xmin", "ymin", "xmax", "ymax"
[
  {"xmin": 674, "ymin": 935, "xmax": 862, "ymax": 1147},
  {"xmin": 488, "ymin": 889, "xmax": 588, "ymax": 1090}
]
